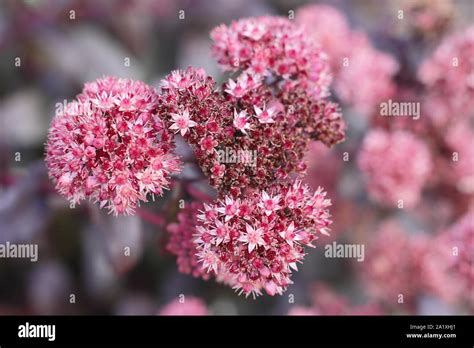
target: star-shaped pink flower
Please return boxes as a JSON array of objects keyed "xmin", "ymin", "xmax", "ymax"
[
  {"xmin": 254, "ymin": 105, "xmax": 276, "ymax": 124},
  {"xmin": 233, "ymin": 109, "xmax": 251, "ymax": 134},
  {"xmin": 239, "ymin": 224, "xmax": 265, "ymax": 252},
  {"xmin": 258, "ymin": 191, "xmax": 281, "ymax": 215},
  {"xmin": 169, "ymin": 109, "xmax": 197, "ymax": 136}
]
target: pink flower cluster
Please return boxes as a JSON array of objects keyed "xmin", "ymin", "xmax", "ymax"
[
  {"xmin": 211, "ymin": 16, "xmax": 332, "ymax": 99},
  {"xmin": 419, "ymin": 26, "xmax": 474, "ymax": 128},
  {"xmin": 159, "ymin": 296, "xmax": 208, "ymax": 315},
  {"xmin": 362, "ymin": 221, "xmax": 429, "ymax": 309},
  {"xmin": 423, "ymin": 211, "xmax": 474, "ymax": 308},
  {"xmin": 364, "ymin": 213, "xmax": 473, "ymax": 312},
  {"xmin": 45, "ymin": 77, "xmax": 181, "ymax": 215},
  {"xmin": 295, "ymin": 5, "xmax": 350, "ymax": 74},
  {"xmin": 155, "ymin": 17, "xmax": 345, "ymax": 296},
  {"xmin": 409, "ymin": 27, "xmax": 474, "ymax": 196},
  {"xmin": 358, "ymin": 129, "xmax": 432, "ymax": 208},
  {"xmin": 46, "ymin": 15, "xmax": 345, "ymax": 297},
  {"xmin": 193, "ymin": 180, "xmax": 332, "ymax": 297},
  {"xmin": 296, "ymin": 4, "xmax": 399, "ymax": 115},
  {"xmin": 333, "ymin": 34, "xmax": 399, "ymax": 116}
]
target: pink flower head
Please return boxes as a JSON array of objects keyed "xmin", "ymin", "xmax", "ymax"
[
  {"xmin": 157, "ymin": 66, "xmax": 345, "ymax": 196},
  {"xmin": 296, "ymin": 4, "xmax": 352, "ymax": 73},
  {"xmin": 45, "ymin": 76, "xmax": 181, "ymax": 215},
  {"xmin": 334, "ymin": 33, "xmax": 399, "ymax": 115},
  {"xmin": 211, "ymin": 16, "xmax": 332, "ymax": 99},
  {"xmin": 159, "ymin": 296, "xmax": 208, "ymax": 315},
  {"xmin": 423, "ymin": 211, "xmax": 474, "ymax": 308},
  {"xmin": 169, "ymin": 109, "xmax": 197, "ymax": 136},
  {"xmin": 358, "ymin": 129, "xmax": 432, "ymax": 208},
  {"xmin": 419, "ymin": 26, "xmax": 474, "ymax": 128},
  {"xmin": 194, "ymin": 180, "xmax": 332, "ymax": 297},
  {"xmin": 362, "ymin": 221, "xmax": 429, "ymax": 310}
]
